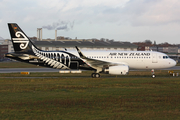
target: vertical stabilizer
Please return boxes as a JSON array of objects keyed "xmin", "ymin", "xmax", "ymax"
[{"xmin": 8, "ymin": 23, "xmax": 39, "ymax": 53}]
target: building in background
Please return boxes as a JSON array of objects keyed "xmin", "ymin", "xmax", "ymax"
[
  {"xmin": 1, "ymin": 40, "xmax": 14, "ymax": 53},
  {"xmin": 0, "ymin": 45, "xmax": 8, "ymax": 61},
  {"xmin": 133, "ymin": 41, "xmax": 180, "ymax": 62},
  {"xmin": 31, "ymin": 39, "xmax": 137, "ymax": 51}
]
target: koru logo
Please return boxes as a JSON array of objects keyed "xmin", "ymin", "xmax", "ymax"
[{"xmin": 12, "ymin": 31, "xmax": 29, "ymax": 49}]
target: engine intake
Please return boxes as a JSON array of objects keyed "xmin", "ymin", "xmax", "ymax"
[{"xmin": 104, "ymin": 65, "xmax": 129, "ymax": 75}]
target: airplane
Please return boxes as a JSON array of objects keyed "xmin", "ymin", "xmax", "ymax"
[{"xmin": 5, "ymin": 23, "xmax": 177, "ymax": 78}]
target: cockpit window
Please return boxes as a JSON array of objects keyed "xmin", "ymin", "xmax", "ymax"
[{"xmin": 163, "ymin": 56, "xmax": 169, "ymax": 59}]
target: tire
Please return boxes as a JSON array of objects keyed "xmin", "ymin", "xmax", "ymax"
[
  {"xmin": 91, "ymin": 73, "xmax": 95, "ymax": 78},
  {"xmin": 95, "ymin": 73, "xmax": 100, "ymax": 78},
  {"xmin": 91, "ymin": 73, "xmax": 100, "ymax": 78},
  {"xmin": 152, "ymin": 74, "xmax": 156, "ymax": 78}
]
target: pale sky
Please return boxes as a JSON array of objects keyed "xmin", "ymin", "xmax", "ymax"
[{"xmin": 0, "ymin": 0, "xmax": 180, "ymax": 44}]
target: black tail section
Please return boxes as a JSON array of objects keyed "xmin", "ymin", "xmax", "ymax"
[{"xmin": 8, "ymin": 23, "xmax": 39, "ymax": 53}]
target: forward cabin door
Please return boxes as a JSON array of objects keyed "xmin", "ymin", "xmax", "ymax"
[{"xmin": 152, "ymin": 53, "xmax": 158, "ymax": 63}]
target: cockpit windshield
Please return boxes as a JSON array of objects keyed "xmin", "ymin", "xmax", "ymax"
[{"xmin": 163, "ymin": 56, "xmax": 169, "ymax": 59}]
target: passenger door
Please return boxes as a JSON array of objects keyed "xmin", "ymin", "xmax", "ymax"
[{"xmin": 152, "ymin": 53, "xmax": 158, "ymax": 63}]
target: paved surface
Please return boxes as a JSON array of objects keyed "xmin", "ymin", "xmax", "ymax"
[
  {"xmin": 0, "ymin": 68, "xmax": 59, "ymax": 73},
  {"xmin": 0, "ymin": 66, "xmax": 179, "ymax": 73}
]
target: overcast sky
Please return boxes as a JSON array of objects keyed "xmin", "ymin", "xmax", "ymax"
[{"xmin": 0, "ymin": 0, "xmax": 180, "ymax": 44}]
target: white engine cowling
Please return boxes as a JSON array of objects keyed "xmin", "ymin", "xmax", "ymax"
[{"xmin": 104, "ymin": 65, "xmax": 129, "ymax": 75}]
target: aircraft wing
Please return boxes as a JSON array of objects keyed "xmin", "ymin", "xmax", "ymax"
[{"xmin": 75, "ymin": 46, "xmax": 126, "ymax": 71}]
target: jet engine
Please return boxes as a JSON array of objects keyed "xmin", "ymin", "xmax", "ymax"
[{"xmin": 104, "ymin": 65, "xmax": 129, "ymax": 75}]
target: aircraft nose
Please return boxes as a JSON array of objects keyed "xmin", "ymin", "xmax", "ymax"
[{"xmin": 170, "ymin": 59, "xmax": 177, "ymax": 67}]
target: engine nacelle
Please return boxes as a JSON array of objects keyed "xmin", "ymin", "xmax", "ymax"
[{"xmin": 104, "ymin": 65, "xmax": 129, "ymax": 75}]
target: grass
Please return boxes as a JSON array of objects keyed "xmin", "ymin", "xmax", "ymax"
[
  {"xmin": 0, "ymin": 76, "xmax": 180, "ymax": 120},
  {"xmin": 0, "ymin": 61, "xmax": 180, "ymax": 119}
]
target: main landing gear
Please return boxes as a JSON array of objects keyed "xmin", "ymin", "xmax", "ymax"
[
  {"xmin": 91, "ymin": 73, "xmax": 101, "ymax": 78},
  {"xmin": 151, "ymin": 69, "xmax": 156, "ymax": 78}
]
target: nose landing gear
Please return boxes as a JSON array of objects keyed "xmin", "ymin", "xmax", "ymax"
[{"xmin": 151, "ymin": 69, "xmax": 156, "ymax": 78}]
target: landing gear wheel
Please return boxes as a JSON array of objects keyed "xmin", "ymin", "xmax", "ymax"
[
  {"xmin": 91, "ymin": 73, "xmax": 101, "ymax": 78},
  {"xmin": 151, "ymin": 69, "xmax": 156, "ymax": 78},
  {"xmin": 152, "ymin": 74, "xmax": 156, "ymax": 78},
  {"xmin": 91, "ymin": 73, "xmax": 95, "ymax": 78},
  {"xmin": 95, "ymin": 73, "xmax": 100, "ymax": 78}
]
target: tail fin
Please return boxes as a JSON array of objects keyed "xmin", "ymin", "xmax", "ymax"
[{"xmin": 8, "ymin": 23, "xmax": 39, "ymax": 53}]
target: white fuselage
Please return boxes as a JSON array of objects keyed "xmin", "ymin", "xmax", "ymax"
[{"xmin": 69, "ymin": 50, "xmax": 176, "ymax": 69}]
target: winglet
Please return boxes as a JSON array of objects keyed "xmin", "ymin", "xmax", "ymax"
[{"xmin": 75, "ymin": 46, "xmax": 86, "ymax": 59}]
